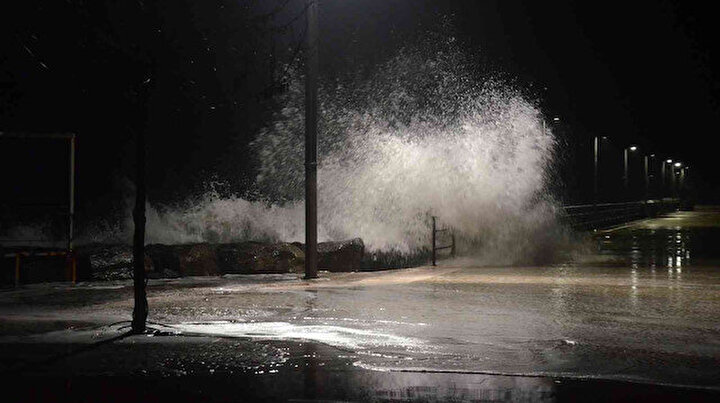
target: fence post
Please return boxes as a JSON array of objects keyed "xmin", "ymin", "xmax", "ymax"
[
  {"xmin": 451, "ymin": 232, "xmax": 456, "ymax": 258},
  {"xmin": 431, "ymin": 216, "xmax": 436, "ymax": 266},
  {"xmin": 71, "ymin": 254, "xmax": 77, "ymax": 284},
  {"xmin": 68, "ymin": 134, "xmax": 75, "ymax": 256},
  {"xmin": 14, "ymin": 254, "xmax": 21, "ymax": 288}
]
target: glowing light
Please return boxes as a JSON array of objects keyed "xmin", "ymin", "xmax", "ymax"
[
  {"xmin": 666, "ymin": 159, "xmax": 673, "ymax": 164},
  {"xmin": 674, "ymin": 162, "xmax": 682, "ymax": 167},
  {"xmin": 629, "ymin": 146, "xmax": 637, "ymax": 151}
]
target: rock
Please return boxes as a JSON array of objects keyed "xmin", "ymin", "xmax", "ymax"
[
  {"xmin": 177, "ymin": 243, "xmax": 219, "ymax": 276},
  {"xmin": 76, "ymin": 244, "xmax": 153, "ymax": 281},
  {"xmin": 216, "ymin": 242, "xmax": 304, "ymax": 274},
  {"xmin": 317, "ymin": 238, "xmax": 364, "ymax": 272},
  {"xmin": 146, "ymin": 243, "xmax": 218, "ymax": 277}
]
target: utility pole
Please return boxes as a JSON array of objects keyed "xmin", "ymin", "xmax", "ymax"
[
  {"xmin": 643, "ymin": 155, "xmax": 649, "ymax": 200},
  {"xmin": 623, "ymin": 148, "xmax": 629, "ymax": 191},
  {"xmin": 661, "ymin": 161, "xmax": 666, "ymax": 198},
  {"xmin": 304, "ymin": 0, "xmax": 319, "ymax": 279},
  {"xmin": 131, "ymin": 76, "xmax": 151, "ymax": 334}
]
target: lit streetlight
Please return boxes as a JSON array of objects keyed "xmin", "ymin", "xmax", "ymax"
[
  {"xmin": 661, "ymin": 158, "xmax": 674, "ymax": 198},
  {"xmin": 624, "ymin": 145, "xmax": 638, "ymax": 191}
]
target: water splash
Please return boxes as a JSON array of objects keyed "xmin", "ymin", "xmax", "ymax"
[
  {"xmin": 79, "ymin": 34, "xmax": 559, "ymax": 262},
  {"xmin": 248, "ymin": 37, "xmax": 558, "ymax": 257}
]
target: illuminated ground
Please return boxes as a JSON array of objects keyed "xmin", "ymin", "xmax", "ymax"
[{"xmin": 2, "ymin": 209, "xmax": 720, "ymax": 401}]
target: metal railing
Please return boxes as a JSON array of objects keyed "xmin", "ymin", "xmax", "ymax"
[
  {"xmin": 1, "ymin": 132, "xmax": 77, "ymax": 287},
  {"xmin": 562, "ymin": 198, "xmax": 679, "ymax": 230},
  {"xmin": 3, "ymin": 250, "xmax": 77, "ymax": 288},
  {"xmin": 431, "ymin": 216, "xmax": 455, "ymax": 266}
]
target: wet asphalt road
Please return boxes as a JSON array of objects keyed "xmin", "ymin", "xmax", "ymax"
[{"xmin": 1, "ymin": 209, "xmax": 720, "ymax": 401}]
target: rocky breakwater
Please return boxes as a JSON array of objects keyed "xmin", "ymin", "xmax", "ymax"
[
  {"xmin": 71, "ymin": 239, "xmax": 367, "ymax": 282},
  {"xmin": 317, "ymin": 238, "xmax": 364, "ymax": 271}
]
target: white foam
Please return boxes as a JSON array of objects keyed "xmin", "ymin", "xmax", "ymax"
[
  {"xmin": 73, "ymin": 32, "xmax": 561, "ymax": 262},
  {"xmin": 175, "ymin": 321, "xmax": 425, "ymax": 352}
]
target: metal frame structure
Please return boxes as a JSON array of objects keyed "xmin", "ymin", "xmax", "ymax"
[
  {"xmin": 0, "ymin": 132, "xmax": 77, "ymax": 286},
  {"xmin": 431, "ymin": 216, "xmax": 456, "ymax": 266}
]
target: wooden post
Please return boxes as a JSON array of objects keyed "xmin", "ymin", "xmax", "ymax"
[
  {"xmin": 14, "ymin": 254, "xmax": 21, "ymax": 288},
  {"xmin": 432, "ymin": 216, "xmax": 436, "ymax": 266},
  {"xmin": 68, "ymin": 134, "xmax": 75, "ymax": 254},
  {"xmin": 451, "ymin": 232, "xmax": 456, "ymax": 258},
  {"xmin": 71, "ymin": 255, "xmax": 77, "ymax": 284}
]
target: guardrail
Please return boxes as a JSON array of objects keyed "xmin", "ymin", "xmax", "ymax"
[
  {"xmin": 562, "ymin": 199, "xmax": 680, "ymax": 230},
  {"xmin": 2, "ymin": 250, "xmax": 77, "ymax": 288},
  {"xmin": 429, "ymin": 199, "xmax": 679, "ymax": 265},
  {"xmin": 431, "ymin": 216, "xmax": 455, "ymax": 266},
  {"xmin": 1, "ymin": 132, "xmax": 77, "ymax": 287}
]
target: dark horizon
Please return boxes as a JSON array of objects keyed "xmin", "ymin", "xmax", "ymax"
[{"xmin": 1, "ymin": 0, "xmax": 719, "ymax": 208}]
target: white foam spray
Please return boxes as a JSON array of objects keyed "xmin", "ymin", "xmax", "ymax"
[{"xmin": 79, "ymin": 35, "xmax": 560, "ymax": 263}]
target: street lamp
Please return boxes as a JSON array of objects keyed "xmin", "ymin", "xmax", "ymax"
[
  {"xmin": 663, "ymin": 158, "xmax": 681, "ymax": 198},
  {"xmin": 542, "ymin": 116, "xmax": 561, "ymax": 135},
  {"xmin": 593, "ymin": 136, "xmax": 609, "ymax": 206},
  {"xmin": 624, "ymin": 145, "xmax": 638, "ymax": 191},
  {"xmin": 643, "ymin": 153, "xmax": 653, "ymax": 200},
  {"xmin": 646, "ymin": 154, "xmax": 661, "ymax": 199},
  {"xmin": 304, "ymin": 0, "xmax": 319, "ymax": 279}
]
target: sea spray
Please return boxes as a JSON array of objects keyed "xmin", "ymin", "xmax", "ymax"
[{"xmin": 73, "ymin": 34, "xmax": 561, "ymax": 263}]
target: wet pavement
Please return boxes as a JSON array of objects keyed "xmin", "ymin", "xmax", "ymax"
[{"xmin": 2, "ymin": 209, "xmax": 720, "ymax": 401}]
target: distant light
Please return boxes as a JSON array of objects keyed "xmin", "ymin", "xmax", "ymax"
[
  {"xmin": 553, "ymin": 117, "xmax": 560, "ymax": 122},
  {"xmin": 650, "ymin": 154, "xmax": 656, "ymax": 157},
  {"xmin": 629, "ymin": 146, "xmax": 637, "ymax": 151},
  {"xmin": 674, "ymin": 162, "xmax": 682, "ymax": 167},
  {"xmin": 666, "ymin": 159, "xmax": 673, "ymax": 164}
]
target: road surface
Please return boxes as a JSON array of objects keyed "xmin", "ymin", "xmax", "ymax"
[{"xmin": 2, "ymin": 208, "xmax": 720, "ymax": 401}]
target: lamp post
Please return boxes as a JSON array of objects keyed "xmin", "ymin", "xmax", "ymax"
[
  {"xmin": 593, "ymin": 136, "xmax": 599, "ymax": 206},
  {"xmin": 643, "ymin": 153, "xmax": 650, "ymax": 200},
  {"xmin": 646, "ymin": 154, "xmax": 659, "ymax": 199},
  {"xmin": 304, "ymin": 0, "xmax": 319, "ymax": 279},
  {"xmin": 622, "ymin": 145, "xmax": 638, "ymax": 202},
  {"xmin": 673, "ymin": 162, "xmax": 683, "ymax": 198},
  {"xmin": 623, "ymin": 145, "xmax": 637, "ymax": 191},
  {"xmin": 662, "ymin": 159, "xmax": 673, "ymax": 198}
]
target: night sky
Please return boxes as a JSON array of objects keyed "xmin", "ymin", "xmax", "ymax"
[{"xmin": 1, "ymin": 0, "xmax": 719, "ymax": 211}]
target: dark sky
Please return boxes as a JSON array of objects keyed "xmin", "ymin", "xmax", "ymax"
[
  {"xmin": 1, "ymin": 0, "xmax": 719, "ymax": 206},
  {"xmin": 446, "ymin": 1, "xmax": 719, "ymax": 148}
]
